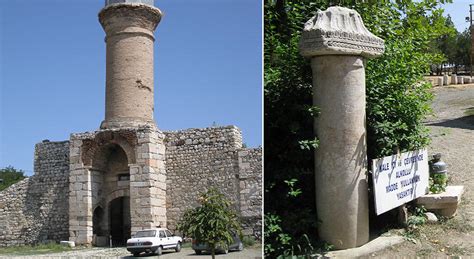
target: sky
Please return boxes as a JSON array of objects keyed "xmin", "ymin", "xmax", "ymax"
[
  {"xmin": 442, "ymin": 0, "xmax": 473, "ymax": 32},
  {"xmin": 0, "ymin": 0, "xmax": 262, "ymax": 176}
]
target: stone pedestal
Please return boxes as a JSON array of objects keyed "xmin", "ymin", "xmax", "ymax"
[
  {"xmin": 99, "ymin": 2, "xmax": 162, "ymax": 129},
  {"xmin": 457, "ymin": 76, "xmax": 464, "ymax": 84},
  {"xmin": 437, "ymin": 77, "xmax": 443, "ymax": 86},
  {"xmin": 300, "ymin": 6, "xmax": 384, "ymax": 249},
  {"xmin": 451, "ymin": 74, "xmax": 457, "ymax": 84},
  {"xmin": 443, "ymin": 75, "xmax": 448, "ymax": 85},
  {"xmin": 416, "ymin": 186, "xmax": 464, "ymax": 218}
]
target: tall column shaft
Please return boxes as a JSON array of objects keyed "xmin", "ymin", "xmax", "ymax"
[
  {"xmin": 299, "ymin": 6, "xmax": 385, "ymax": 249},
  {"xmin": 99, "ymin": 4, "xmax": 162, "ymax": 129},
  {"xmin": 312, "ymin": 56, "xmax": 369, "ymax": 248}
]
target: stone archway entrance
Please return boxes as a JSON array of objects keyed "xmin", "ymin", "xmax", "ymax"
[
  {"xmin": 109, "ymin": 196, "xmax": 131, "ymax": 246},
  {"xmin": 89, "ymin": 143, "xmax": 131, "ymax": 247},
  {"xmin": 69, "ymin": 128, "xmax": 167, "ymax": 245}
]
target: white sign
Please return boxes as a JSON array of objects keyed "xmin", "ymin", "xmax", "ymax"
[{"xmin": 372, "ymin": 149, "xmax": 429, "ymax": 215}]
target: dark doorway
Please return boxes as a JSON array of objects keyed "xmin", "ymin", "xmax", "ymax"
[
  {"xmin": 93, "ymin": 206, "xmax": 105, "ymax": 236},
  {"xmin": 109, "ymin": 196, "xmax": 131, "ymax": 246}
]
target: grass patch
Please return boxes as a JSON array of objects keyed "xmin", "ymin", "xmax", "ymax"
[
  {"xmin": 445, "ymin": 244, "xmax": 467, "ymax": 256},
  {"xmin": 441, "ymin": 217, "xmax": 474, "ymax": 233},
  {"xmin": 416, "ymin": 247, "xmax": 435, "ymax": 257},
  {"xmin": 0, "ymin": 243, "xmax": 72, "ymax": 256},
  {"xmin": 464, "ymin": 107, "xmax": 474, "ymax": 116}
]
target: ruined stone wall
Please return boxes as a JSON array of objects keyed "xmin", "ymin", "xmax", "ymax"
[
  {"xmin": 0, "ymin": 141, "xmax": 70, "ymax": 246},
  {"xmin": 164, "ymin": 126, "xmax": 242, "ymax": 232},
  {"xmin": 164, "ymin": 126, "xmax": 262, "ymax": 238},
  {"xmin": 238, "ymin": 147, "xmax": 262, "ymax": 238}
]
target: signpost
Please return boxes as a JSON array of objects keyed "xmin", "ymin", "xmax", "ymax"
[{"xmin": 372, "ymin": 149, "xmax": 429, "ymax": 215}]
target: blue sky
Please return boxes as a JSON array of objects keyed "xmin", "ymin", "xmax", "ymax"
[
  {"xmin": 443, "ymin": 0, "xmax": 472, "ymax": 32},
  {"xmin": 0, "ymin": 0, "xmax": 262, "ymax": 176}
]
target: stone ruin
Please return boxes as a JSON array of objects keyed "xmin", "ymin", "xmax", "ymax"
[{"xmin": 0, "ymin": 0, "xmax": 261, "ymax": 247}]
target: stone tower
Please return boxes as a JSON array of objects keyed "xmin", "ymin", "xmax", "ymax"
[
  {"xmin": 68, "ymin": 0, "xmax": 167, "ymax": 246},
  {"xmin": 99, "ymin": 0, "xmax": 162, "ymax": 129}
]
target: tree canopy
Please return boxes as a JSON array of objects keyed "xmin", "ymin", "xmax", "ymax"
[
  {"xmin": 0, "ymin": 166, "xmax": 26, "ymax": 191},
  {"xmin": 177, "ymin": 188, "xmax": 241, "ymax": 259}
]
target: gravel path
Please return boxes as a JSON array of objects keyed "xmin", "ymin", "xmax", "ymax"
[
  {"xmin": 3, "ymin": 246, "xmax": 262, "ymax": 259},
  {"xmin": 373, "ymin": 84, "xmax": 474, "ymax": 257}
]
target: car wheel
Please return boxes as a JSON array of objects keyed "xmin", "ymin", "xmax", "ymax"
[
  {"xmin": 175, "ymin": 242, "xmax": 181, "ymax": 252},
  {"xmin": 156, "ymin": 246, "xmax": 163, "ymax": 256},
  {"xmin": 195, "ymin": 249, "xmax": 202, "ymax": 255},
  {"xmin": 237, "ymin": 242, "xmax": 243, "ymax": 251},
  {"xmin": 132, "ymin": 252, "xmax": 140, "ymax": 257}
]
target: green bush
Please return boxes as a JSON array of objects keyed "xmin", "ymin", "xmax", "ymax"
[
  {"xmin": 242, "ymin": 236, "xmax": 256, "ymax": 247},
  {"xmin": 0, "ymin": 166, "xmax": 26, "ymax": 191}
]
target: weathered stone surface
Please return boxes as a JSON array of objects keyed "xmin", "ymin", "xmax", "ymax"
[
  {"xmin": 443, "ymin": 75, "xmax": 448, "ymax": 85},
  {"xmin": 416, "ymin": 186, "xmax": 464, "ymax": 218},
  {"xmin": 457, "ymin": 76, "xmax": 464, "ymax": 84},
  {"xmin": 164, "ymin": 126, "xmax": 262, "ymax": 239},
  {"xmin": 300, "ymin": 5, "xmax": 383, "ymax": 250},
  {"xmin": 424, "ymin": 212, "xmax": 438, "ymax": 223},
  {"xmin": 437, "ymin": 77, "xmax": 443, "ymax": 87},
  {"xmin": 106, "ymin": 0, "xmax": 154, "ymax": 6},
  {"xmin": 311, "ymin": 55, "xmax": 370, "ymax": 249},
  {"xmin": 299, "ymin": 6, "xmax": 384, "ymax": 58},
  {"xmin": 99, "ymin": 3, "xmax": 162, "ymax": 129},
  {"xmin": 0, "ymin": 141, "xmax": 69, "ymax": 247},
  {"xmin": 451, "ymin": 74, "xmax": 457, "ymax": 84}
]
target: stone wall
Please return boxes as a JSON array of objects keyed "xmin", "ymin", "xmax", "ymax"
[
  {"xmin": 0, "ymin": 141, "xmax": 70, "ymax": 246},
  {"xmin": 238, "ymin": 147, "xmax": 262, "ymax": 238},
  {"xmin": 164, "ymin": 126, "xmax": 242, "ymax": 232},
  {"xmin": 0, "ymin": 126, "xmax": 262, "ymax": 246},
  {"xmin": 164, "ymin": 126, "xmax": 262, "ymax": 238}
]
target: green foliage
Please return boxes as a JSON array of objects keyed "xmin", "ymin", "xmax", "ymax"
[
  {"xmin": 404, "ymin": 206, "xmax": 427, "ymax": 243},
  {"xmin": 242, "ymin": 236, "xmax": 256, "ymax": 247},
  {"xmin": 177, "ymin": 188, "xmax": 241, "ymax": 259},
  {"xmin": 265, "ymin": 0, "xmax": 451, "ymax": 257},
  {"xmin": 429, "ymin": 174, "xmax": 447, "ymax": 194},
  {"xmin": 0, "ymin": 166, "xmax": 26, "ymax": 191}
]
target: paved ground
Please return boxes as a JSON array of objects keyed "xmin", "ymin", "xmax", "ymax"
[
  {"xmin": 6, "ymin": 246, "xmax": 262, "ymax": 259},
  {"xmin": 372, "ymin": 84, "xmax": 474, "ymax": 257}
]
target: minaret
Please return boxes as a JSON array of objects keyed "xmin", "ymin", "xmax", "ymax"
[{"xmin": 99, "ymin": 0, "xmax": 162, "ymax": 129}]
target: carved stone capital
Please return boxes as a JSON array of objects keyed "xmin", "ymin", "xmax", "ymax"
[{"xmin": 299, "ymin": 6, "xmax": 384, "ymax": 58}]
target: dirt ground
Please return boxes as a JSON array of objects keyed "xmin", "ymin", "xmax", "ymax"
[
  {"xmin": 3, "ymin": 246, "xmax": 262, "ymax": 259},
  {"xmin": 372, "ymin": 84, "xmax": 474, "ymax": 257}
]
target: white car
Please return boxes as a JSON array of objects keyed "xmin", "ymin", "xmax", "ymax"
[{"xmin": 126, "ymin": 228, "xmax": 182, "ymax": 256}]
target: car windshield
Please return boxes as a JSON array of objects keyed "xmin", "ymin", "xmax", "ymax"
[{"xmin": 135, "ymin": 230, "xmax": 156, "ymax": 238}]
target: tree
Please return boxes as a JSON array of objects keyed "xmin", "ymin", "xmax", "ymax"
[
  {"xmin": 264, "ymin": 0, "xmax": 452, "ymax": 257},
  {"xmin": 177, "ymin": 188, "xmax": 241, "ymax": 259},
  {"xmin": 0, "ymin": 166, "xmax": 26, "ymax": 191},
  {"xmin": 454, "ymin": 28, "xmax": 471, "ymax": 72}
]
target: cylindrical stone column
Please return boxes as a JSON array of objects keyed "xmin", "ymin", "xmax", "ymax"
[
  {"xmin": 299, "ymin": 6, "xmax": 385, "ymax": 249},
  {"xmin": 99, "ymin": 0, "xmax": 162, "ymax": 129},
  {"xmin": 443, "ymin": 75, "xmax": 448, "ymax": 85}
]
